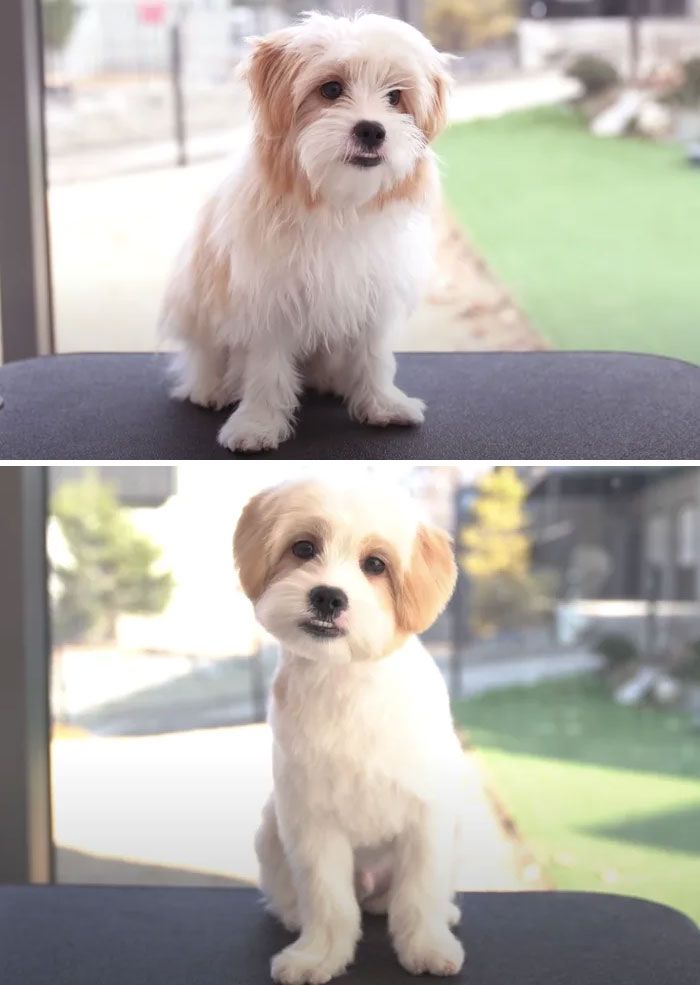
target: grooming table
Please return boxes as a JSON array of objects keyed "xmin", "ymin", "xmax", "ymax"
[
  {"xmin": 1, "ymin": 885, "xmax": 698, "ymax": 984},
  {"xmin": 0, "ymin": 352, "xmax": 699, "ymax": 459}
]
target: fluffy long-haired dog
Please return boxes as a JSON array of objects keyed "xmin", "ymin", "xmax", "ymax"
[
  {"xmin": 160, "ymin": 13, "xmax": 452, "ymax": 452},
  {"xmin": 234, "ymin": 480, "xmax": 467, "ymax": 983}
]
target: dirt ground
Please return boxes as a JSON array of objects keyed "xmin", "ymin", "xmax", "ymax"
[{"xmin": 403, "ymin": 212, "xmax": 547, "ymax": 352}]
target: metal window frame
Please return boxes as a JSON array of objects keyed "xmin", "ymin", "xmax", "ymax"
[
  {"xmin": 0, "ymin": 467, "xmax": 54, "ymax": 884},
  {"xmin": 0, "ymin": 0, "xmax": 54, "ymax": 362}
]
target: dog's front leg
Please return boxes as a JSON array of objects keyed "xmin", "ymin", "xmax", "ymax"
[
  {"xmin": 388, "ymin": 809, "xmax": 464, "ymax": 977},
  {"xmin": 217, "ymin": 336, "xmax": 301, "ymax": 453},
  {"xmin": 344, "ymin": 317, "xmax": 425, "ymax": 428},
  {"xmin": 271, "ymin": 827, "xmax": 360, "ymax": 985}
]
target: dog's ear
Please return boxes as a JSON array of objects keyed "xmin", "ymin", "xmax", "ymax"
[
  {"xmin": 424, "ymin": 67, "xmax": 450, "ymax": 142},
  {"xmin": 233, "ymin": 489, "xmax": 278, "ymax": 601},
  {"xmin": 406, "ymin": 51, "xmax": 452, "ymax": 144},
  {"xmin": 396, "ymin": 523, "xmax": 457, "ymax": 635},
  {"xmin": 242, "ymin": 29, "xmax": 301, "ymax": 136},
  {"xmin": 420, "ymin": 64, "xmax": 451, "ymax": 143}
]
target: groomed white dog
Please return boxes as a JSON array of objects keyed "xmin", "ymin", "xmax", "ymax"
[
  {"xmin": 234, "ymin": 480, "xmax": 467, "ymax": 984},
  {"xmin": 160, "ymin": 13, "xmax": 452, "ymax": 452}
]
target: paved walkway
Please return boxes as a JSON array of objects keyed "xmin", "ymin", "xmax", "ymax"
[{"xmin": 53, "ymin": 722, "xmax": 529, "ymax": 891}]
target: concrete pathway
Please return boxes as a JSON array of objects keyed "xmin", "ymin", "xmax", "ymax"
[
  {"xmin": 456, "ymin": 651, "xmax": 604, "ymax": 697},
  {"xmin": 53, "ymin": 722, "xmax": 528, "ymax": 891}
]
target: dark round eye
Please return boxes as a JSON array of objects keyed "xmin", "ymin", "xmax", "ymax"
[
  {"xmin": 387, "ymin": 89, "xmax": 401, "ymax": 106},
  {"xmin": 292, "ymin": 540, "xmax": 316, "ymax": 560},
  {"xmin": 362, "ymin": 556, "xmax": 386, "ymax": 575},
  {"xmin": 320, "ymin": 80, "xmax": 343, "ymax": 100}
]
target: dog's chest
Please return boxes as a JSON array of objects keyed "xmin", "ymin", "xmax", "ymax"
[
  {"xmin": 271, "ymin": 668, "xmax": 424, "ymax": 842},
  {"xmin": 253, "ymin": 207, "xmax": 432, "ymax": 343}
]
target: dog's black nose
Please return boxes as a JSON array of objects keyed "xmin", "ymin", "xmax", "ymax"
[
  {"xmin": 353, "ymin": 120, "xmax": 386, "ymax": 150},
  {"xmin": 309, "ymin": 585, "xmax": 349, "ymax": 619}
]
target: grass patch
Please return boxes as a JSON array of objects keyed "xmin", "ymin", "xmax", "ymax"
[
  {"xmin": 453, "ymin": 676, "xmax": 700, "ymax": 925},
  {"xmin": 436, "ymin": 107, "xmax": 700, "ymax": 364}
]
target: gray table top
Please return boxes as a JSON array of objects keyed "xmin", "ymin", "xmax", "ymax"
[{"xmin": 0, "ymin": 351, "xmax": 698, "ymax": 459}]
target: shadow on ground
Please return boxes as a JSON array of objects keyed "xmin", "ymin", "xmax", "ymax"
[
  {"xmin": 584, "ymin": 802, "xmax": 700, "ymax": 855},
  {"xmin": 453, "ymin": 675, "xmax": 700, "ymax": 781},
  {"xmin": 56, "ymin": 847, "xmax": 252, "ymax": 887}
]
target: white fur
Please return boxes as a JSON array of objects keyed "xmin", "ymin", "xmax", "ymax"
[
  {"xmin": 239, "ymin": 483, "xmax": 467, "ymax": 983},
  {"xmin": 159, "ymin": 13, "xmax": 450, "ymax": 452}
]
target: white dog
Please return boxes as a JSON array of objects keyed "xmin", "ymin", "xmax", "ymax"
[
  {"xmin": 160, "ymin": 13, "xmax": 451, "ymax": 452},
  {"xmin": 234, "ymin": 480, "xmax": 467, "ymax": 984}
]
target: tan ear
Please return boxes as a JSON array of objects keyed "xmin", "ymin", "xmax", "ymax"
[
  {"xmin": 243, "ymin": 30, "xmax": 301, "ymax": 136},
  {"xmin": 421, "ymin": 69, "xmax": 450, "ymax": 143},
  {"xmin": 233, "ymin": 489, "xmax": 278, "ymax": 601},
  {"xmin": 396, "ymin": 524, "xmax": 457, "ymax": 635}
]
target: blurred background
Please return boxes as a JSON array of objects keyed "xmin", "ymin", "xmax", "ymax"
[
  {"xmin": 48, "ymin": 463, "xmax": 700, "ymax": 927},
  {"xmin": 42, "ymin": 0, "xmax": 700, "ymax": 362}
]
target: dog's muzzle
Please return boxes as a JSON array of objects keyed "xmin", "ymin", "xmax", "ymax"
[{"xmin": 301, "ymin": 585, "xmax": 349, "ymax": 638}]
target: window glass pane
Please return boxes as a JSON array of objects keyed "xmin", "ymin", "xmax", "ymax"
[
  {"xmin": 47, "ymin": 464, "xmax": 700, "ymax": 934},
  {"xmin": 678, "ymin": 505, "xmax": 696, "ymax": 566},
  {"xmin": 646, "ymin": 513, "xmax": 669, "ymax": 566},
  {"xmin": 41, "ymin": 4, "xmax": 699, "ymax": 362}
]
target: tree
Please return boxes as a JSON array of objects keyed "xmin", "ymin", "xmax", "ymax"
[
  {"xmin": 42, "ymin": 0, "xmax": 79, "ymax": 53},
  {"xmin": 459, "ymin": 467, "xmax": 555, "ymax": 637},
  {"xmin": 51, "ymin": 475, "xmax": 174, "ymax": 645},
  {"xmin": 425, "ymin": 0, "xmax": 516, "ymax": 54}
]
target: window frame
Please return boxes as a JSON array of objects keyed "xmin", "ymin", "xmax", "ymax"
[
  {"xmin": 0, "ymin": 466, "xmax": 54, "ymax": 884},
  {"xmin": 0, "ymin": 0, "xmax": 54, "ymax": 362}
]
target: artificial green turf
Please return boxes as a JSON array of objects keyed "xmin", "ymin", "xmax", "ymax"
[
  {"xmin": 436, "ymin": 107, "xmax": 700, "ymax": 364},
  {"xmin": 453, "ymin": 676, "xmax": 700, "ymax": 925}
]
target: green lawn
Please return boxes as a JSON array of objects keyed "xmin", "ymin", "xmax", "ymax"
[
  {"xmin": 453, "ymin": 676, "xmax": 700, "ymax": 925},
  {"xmin": 436, "ymin": 107, "xmax": 700, "ymax": 364}
]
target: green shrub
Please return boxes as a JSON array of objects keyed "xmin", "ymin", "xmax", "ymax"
[
  {"xmin": 566, "ymin": 54, "xmax": 620, "ymax": 98},
  {"xmin": 675, "ymin": 640, "xmax": 700, "ymax": 681},
  {"xmin": 666, "ymin": 57, "xmax": 700, "ymax": 107},
  {"xmin": 42, "ymin": 0, "xmax": 79, "ymax": 53},
  {"xmin": 594, "ymin": 634, "xmax": 638, "ymax": 668}
]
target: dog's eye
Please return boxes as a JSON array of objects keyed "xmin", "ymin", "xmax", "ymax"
[
  {"xmin": 320, "ymin": 80, "xmax": 343, "ymax": 100},
  {"xmin": 362, "ymin": 556, "xmax": 386, "ymax": 575},
  {"xmin": 387, "ymin": 89, "xmax": 401, "ymax": 107},
  {"xmin": 292, "ymin": 540, "xmax": 316, "ymax": 560}
]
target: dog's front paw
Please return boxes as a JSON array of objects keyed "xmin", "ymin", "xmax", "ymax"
[
  {"xmin": 351, "ymin": 390, "xmax": 425, "ymax": 428},
  {"xmin": 271, "ymin": 943, "xmax": 351, "ymax": 985},
  {"xmin": 396, "ymin": 928, "xmax": 465, "ymax": 977},
  {"xmin": 217, "ymin": 409, "xmax": 294, "ymax": 453}
]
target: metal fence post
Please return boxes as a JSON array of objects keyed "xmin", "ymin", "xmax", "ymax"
[
  {"xmin": 0, "ymin": 467, "xmax": 54, "ymax": 884},
  {"xmin": 170, "ymin": 19, "xmax": 188, "ymax": 167}
]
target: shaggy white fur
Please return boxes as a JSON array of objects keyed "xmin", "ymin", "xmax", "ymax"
[
  {"xmin": 234, "ymin": 481, "xmax": 467, "ymax": 984},
  {"xmin": 159, "ymin": 13, "xmax": 452, "ymax": 452}
]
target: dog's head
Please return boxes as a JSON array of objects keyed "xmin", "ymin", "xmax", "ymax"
[
  {"xmin": 242, "ymin": 12, "xmax": 451, "ymax": 209},
  {"xmin": 233, "ymin": 480, "xmax": 456, "ymax": 663}
]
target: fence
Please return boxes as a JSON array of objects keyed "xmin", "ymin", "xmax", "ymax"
[{"xmin": 43, "ymin": 0, "xmax": 521, "ymax": 177}]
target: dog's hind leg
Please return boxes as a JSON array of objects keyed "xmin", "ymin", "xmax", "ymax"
[
  {"xmin": 255, "ymin": 797, "xmax": 300, "ymax": 932},
  {"xmin": 169, "ymin": 342, "xmax": 236, "ymax": 410}
]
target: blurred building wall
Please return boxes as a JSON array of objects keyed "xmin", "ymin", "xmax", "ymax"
[{"xmin": 520, "ymin": 17, "xmax": 700, "ymax": 74}]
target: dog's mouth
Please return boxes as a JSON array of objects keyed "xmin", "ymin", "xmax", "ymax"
[
  {"xmin": 348, "ymin": 154, "xmax": 382, "ymax": 169},
  {"xmin": 300, "ymin": 617, "xmax": 346, "ymax": 639}
]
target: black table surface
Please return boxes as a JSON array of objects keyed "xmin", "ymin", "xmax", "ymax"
[
  {"xmin": 0, "ymin": 351, "xmax": 699, "ymax": 460},
  {"xmin": 1, "ymin": 886, "xmax": 699, "ymax": 985}
]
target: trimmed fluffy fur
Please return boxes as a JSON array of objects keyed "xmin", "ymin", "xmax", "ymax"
[
  {"xmin": 160, "ymin": 13, "xmax": 452, "ymax": 452},
  {"xmin": 234, "ymin": 481, "xmax": 467, "ymax": 983}
]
